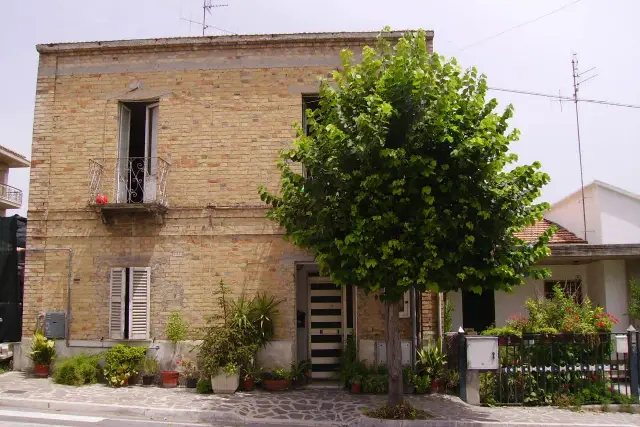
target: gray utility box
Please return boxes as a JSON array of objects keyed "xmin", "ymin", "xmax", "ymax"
[{"xmin": 44, "ymin": 312, "xmax": 66, "ymax": 339}]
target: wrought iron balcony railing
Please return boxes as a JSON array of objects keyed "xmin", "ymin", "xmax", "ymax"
[
  {"xmin": 89, "ymin": 157, "xmax": 170, "ymax": 207},
  {"xmin": 0, "ymin": 183, "xmax": 22, "ymax": 207}
]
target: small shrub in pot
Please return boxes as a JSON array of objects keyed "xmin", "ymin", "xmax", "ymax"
[
  {"xmin": 141, "ymin": 356, "xmax": 159, "ymax": 386},
  {"xmin": 29, "ymin": 332, "xmax": 56, "ymax": 378}
]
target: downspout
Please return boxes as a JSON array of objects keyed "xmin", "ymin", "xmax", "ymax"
[
  {"xmin": 437, "ymin": 292, "xmax": 443, "ymax": 346},
  {"xmin": 411, "ymin": 285, "xmax": 418, "ymax": 367},
  {"xmin": 19, "ymin": 247, "xmax": 73, "ymax": 347}
]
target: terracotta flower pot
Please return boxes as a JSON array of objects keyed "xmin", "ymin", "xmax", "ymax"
[
  {"xmin": 262, "ymin": 379, "xmax": 291, "ymax": 392},
  {"xmin": 142, "ymin": 375, "xmax": 154, "ymax": 386},
  {"xmin": 186, "ymin": 378, "xmax": 198, "ymax": 389},
  {"xmin": 241, "ymin": 377, "xmax": 255, "ymax": 391},
  {"xmin": 430, "ymin": 379, "xmax": 440, "ymax": 394},
  {"xmin": 34, "ymin": 364, "xmax": 50, "ymax": 378},
  {"xmin": 161, "ymin": 371, "xmax": 179, "ymax": 388},
  {"xmin": 350, "ymin": 382, "xmax": 362, "ymax": 393}
]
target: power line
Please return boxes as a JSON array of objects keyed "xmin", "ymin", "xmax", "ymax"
[
  {"xmin": 458, "ymin": 0, "xmax": 585, "ymax": 51},
  {"xmin": 487, "ymin": 86, "xmax": 640, "ymax": 109}
]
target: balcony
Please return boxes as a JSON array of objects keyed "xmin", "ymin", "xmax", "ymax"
[
  {"xmin": 88, "ymin": 157, "xmax": 170, "ymax": 224},
  {"xmin": 0, "ymin": 183, "xmax": 23, "ymax": 210}
]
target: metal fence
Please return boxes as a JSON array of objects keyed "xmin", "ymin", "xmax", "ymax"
[
  {"xmin": 0, "ymin": 183, "xmax": 22, "ymax": 207},
  {"xmin": 456, "ymin": 332, "xmax": 640, "ymax": 405}
]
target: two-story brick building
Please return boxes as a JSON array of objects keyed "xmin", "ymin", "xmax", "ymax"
[{"xmin": 17, "ymin": 31, "xmax": 439, "ymax": 375}]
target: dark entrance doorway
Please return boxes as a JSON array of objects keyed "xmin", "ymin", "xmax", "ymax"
[{"xmin": 462, "ymin": 290, "xmax": 495, "ymax": 333}]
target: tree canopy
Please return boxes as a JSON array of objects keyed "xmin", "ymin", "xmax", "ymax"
[{"xmin": 259, "ymin": 30, "xmax": 553, "ymax": 303}]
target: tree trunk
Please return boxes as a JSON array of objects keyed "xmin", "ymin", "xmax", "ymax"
[{"xmin": 385, "ymin": 299, "xmax": 403, "ymax": 406}]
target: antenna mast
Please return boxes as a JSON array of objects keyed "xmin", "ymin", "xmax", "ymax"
[
  {"xmin": 202, "ymin": 1, "xmax": 228, "ymax": 36},
  {"xmin": 571, "ymin": 53, "xmax": 597, "ymax": 242}
]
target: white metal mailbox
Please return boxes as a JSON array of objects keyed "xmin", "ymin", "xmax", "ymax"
[
  {"xmin": 615, "ymin": 335, "xmax": 629, "ymax": 354},
  {"xmin": 466, "ymin": 336, "xmax": 499, "ymax": 370}
]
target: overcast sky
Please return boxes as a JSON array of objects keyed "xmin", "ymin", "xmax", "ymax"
[{"xmin": 1, "ymin": 0, "xmax": 638, "ymax": 217}]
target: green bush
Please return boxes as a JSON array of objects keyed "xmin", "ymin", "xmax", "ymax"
[
  {"xmin": 166, "ymin": 311, "xmax": 189, "ymax": 344},
  {"xmin": 53, "ymin": 354, "xmax": 101, "ymax": 386},
  {"xmin": 103, "ymin": 344, "xmax": 146, "ymax": 387},
  {"xmin": 363, "ymin": 403, "xmax": 431, "ymax": 420},
  {"xmin": 196, "ymin": 378, "xmax": 212, "ymax": 394}
]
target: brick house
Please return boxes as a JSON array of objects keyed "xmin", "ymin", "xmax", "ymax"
[{"xmin": 17, "ymin": 31, "xmax": 442, "ymax": 375}]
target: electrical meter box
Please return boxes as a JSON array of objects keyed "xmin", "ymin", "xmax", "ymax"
[
  {"xmin": 45, "ymin": 312, "xmax": 66, "ymax": 339},
  {"xmin": 466, "ymin": 336, "xmax": 499, "ymax": 370}
]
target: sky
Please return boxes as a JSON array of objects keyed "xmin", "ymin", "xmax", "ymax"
[{"xmin": 1, "ymin": 0, "xmax": 638, "ymax": 217}]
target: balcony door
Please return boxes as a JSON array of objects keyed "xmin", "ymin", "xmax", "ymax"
[
  {"xmin": 116, "ymin": 101, "xmax": 159, "ymax": 204},
  {"xmin": 143, "ymin": 103, "xmax": 159, "ymax": 203}
]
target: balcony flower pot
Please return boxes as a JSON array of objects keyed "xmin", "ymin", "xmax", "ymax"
[
  {"xmin": 241, "ymin": 376, "xmax": 255, "ymax": 391},
  {"xmin": 161, "ymin": 371, "xmax": 179, "ymax": 388},
  {"xmin": 142, "ymin": 375, "xmax": 154, "ymax": 386},
  {"xmin": 185, "ymin": 378, "xmax": 198, "ymax": 389},
  {"xmin": 262, "ymin": 379, "xmax": 291, "ymax": 392},
  {"xmin": 350, "ymin": 382, "xmax": 362, "ymax": 393},
  {"xmin": 211, "ymin": 372, "xmax": 239, "ymax": 394},
  {"xmin": 33, "ymin": 363, "xmax": 50, "ymax": 378}
]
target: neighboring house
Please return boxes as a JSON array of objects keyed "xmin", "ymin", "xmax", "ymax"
[
  {"xmin": 445, "ymin": 182, "xmax": 640, "ymax": 335},
  {"xmin": 18, "ymin": 31, "xmax": 436, "ymax": 374},
  {"xmin": 0, "ymin": 145, "xmax": 30, "ymax": 216}
]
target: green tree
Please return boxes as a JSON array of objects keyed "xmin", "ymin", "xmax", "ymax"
[
  {"xmin": 259, "ymin": 29, "xmax": 552, "ymax": 405},
  {"xmin": 628, "ymin": 278, "xmax": 640, "ymax": 322}
]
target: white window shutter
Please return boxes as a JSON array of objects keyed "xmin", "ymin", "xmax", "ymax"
[
  {"xmin": 129, "ymin": 267, "xmax": 151, "ymax": 340},
  {"xmin": 109, "ymin": 268, "xmax": 126, "ymax": 339},
  {"xmin": 399, "ymin": 290, "xmax": 411, "ymax": 318}
]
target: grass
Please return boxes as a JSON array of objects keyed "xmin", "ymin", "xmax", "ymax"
[
  {"xmin": 0, "ymin": 360, "xmax": 10, "ymax": 374},
  {"xmin": 362, "ymin": 403, "xmax": 432, "ymax": 420}
]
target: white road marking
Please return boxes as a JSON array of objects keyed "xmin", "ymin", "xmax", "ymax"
[{"xmin": 0, "ymin": 409, "xmax": 105, "ymax": 423}]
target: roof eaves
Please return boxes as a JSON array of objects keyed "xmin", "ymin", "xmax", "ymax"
[{"xmin": 36, "ymin": 30, "xmax": 433, "ymax": 54}]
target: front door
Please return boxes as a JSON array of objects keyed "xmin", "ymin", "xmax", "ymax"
[{"xmin": 308, "ymin": 277, "xmax": 353, "ymax": 380}]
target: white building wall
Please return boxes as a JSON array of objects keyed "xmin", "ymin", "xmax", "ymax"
[
  {"xmin": 597, "ymin": 186, "xmax": 640, "ymax": 244},
  {"xmin": 546, "ymin": 185, "xmax": 598, "ymax": 243},
  {"xmin": 448, "ymin": 264, "xmax": 590, "ymax": 331},
  {"xmin": 601, "ymin": 260, "xmax": 629, "ymax": 332}
]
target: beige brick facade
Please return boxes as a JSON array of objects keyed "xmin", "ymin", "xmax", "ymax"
[{"xmin": 24, "ymin": 32, "xmax": 436, "ymax": 365}]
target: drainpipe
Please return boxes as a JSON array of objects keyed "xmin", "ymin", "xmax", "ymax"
[
  {"xmin": 19, "ymin": 247, "xmax": 73, "ymax": 347},
  {"xmin": 411, "ymin": 285, "xmax": 418, "ymax": 368},
  {"xmin": 437, "ymin": 292, "xmax": 443, "ymax": 346}
]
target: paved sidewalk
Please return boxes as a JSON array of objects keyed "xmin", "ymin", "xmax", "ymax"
[{"xmin": 0, "ymin": 372, "xmax": 639, "ymax": 426}]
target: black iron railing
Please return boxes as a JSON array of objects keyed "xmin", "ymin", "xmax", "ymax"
[{"xmin": 89, "ymin": 157, "xmax": 170, "ymax": 206}]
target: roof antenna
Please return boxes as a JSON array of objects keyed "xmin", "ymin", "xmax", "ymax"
[
  {"xmin": 571, "ymin": 52, "xmax": 597, "ymax": 242},
  {"xmin": 180, "ymin": 1, "xmax": 229, "ymax": 36}
]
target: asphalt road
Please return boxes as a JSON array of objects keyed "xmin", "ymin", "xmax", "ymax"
[{"xmin": 0, "ymin": 408, "xmax": 236, "ymax": 427}]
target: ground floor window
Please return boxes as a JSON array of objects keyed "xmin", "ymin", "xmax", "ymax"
[
  {"xmin": 109, "ymin": 267, "xmax": 150, "ymax": 340},
  {"xmin": 544, "ymin": 278, "xmax": 583, "ymax": 303}
]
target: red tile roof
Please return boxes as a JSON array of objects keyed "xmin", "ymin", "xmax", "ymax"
[{"xmin": 515, "ymin": 219, "xmax": 586, "ymax": 244}]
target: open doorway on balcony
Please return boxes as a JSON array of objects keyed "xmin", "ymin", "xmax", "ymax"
[{"xmin": 117, "ymin": 101, "xmax": 159, "ymax": 204}]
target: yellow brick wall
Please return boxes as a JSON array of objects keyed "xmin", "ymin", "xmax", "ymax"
[{"xmin": 26, "ymin": 36, "xmax": 437, "ymax": 342}]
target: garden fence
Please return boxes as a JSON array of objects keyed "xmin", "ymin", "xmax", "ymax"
[{"xmin": 454, "ymin": 331, "xmax": 640, "ymax": 405}]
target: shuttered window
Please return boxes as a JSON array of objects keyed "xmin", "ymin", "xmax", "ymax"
[
  {"xmin": 109, "ymin": 267, "xmax": 151, "ymax": 340},
  {"xmin": 109, "ymin": 268, "xmax": 126, "ymax": 339}
]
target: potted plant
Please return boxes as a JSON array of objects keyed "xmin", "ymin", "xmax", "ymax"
[
  {"xmin": 403, "ymin": 368, "xmax": 415, "ymax": 394},
  {"xmin": 163, "ymin": 311, "xmax": 189, "ymax": 388},
  {"xmin": 417, "ymin": 346, "xmax": 446, "ymax": 393},
  {"xmin": 291, "ymin": 359, "xmax": 311, "ymax": 388},
  {"xmin": 211, "ymin": 362, "xmax": 240, "ymax": 394},
  {"xmin": 28, "ymin": 331, "xmax": 56, "ymax": 378},
  {"xmin": 261, "ymin": 368, "xmax": 293, "ymax": 391},
  {"xmin": 103, "ymin": 344, "xmax": 146, "ymax": 387},
  {"xmin": 241, "ymin": 364, "xmax": 261, "ymax": 391},
  {"xmin": 350, "ymin": 373, "xmax": 363, "ymax": 393},
  {"xmin": 178, "ymin": 359, "xmax": 199, "ymax": 388},
  {"xmin": 141, "ymin": 356, "xmax": 159, "ymax": 386},
  {"xmin": 413, "ymin": 374, "xmax": 431, "ymax": 394}
]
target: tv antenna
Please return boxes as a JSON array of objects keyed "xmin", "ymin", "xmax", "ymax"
[
  {"xmin": 181, "ymin": 1, "xmax": 232, "ymax": 36},
  {"xmin": 571, "ymin": 52, "xmax": 597, "ymax": 242}
]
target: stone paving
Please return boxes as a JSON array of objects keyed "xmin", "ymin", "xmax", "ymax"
[{"xmin": 0, "ymin": 371, "xmax": 639, "ymax": 425}]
